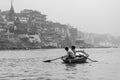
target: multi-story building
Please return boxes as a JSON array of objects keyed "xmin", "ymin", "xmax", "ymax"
[{"xmin": 69, "ymin": 28, "xmax": 78, "ymax": 45}]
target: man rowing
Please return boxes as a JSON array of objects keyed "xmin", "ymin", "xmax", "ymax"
[
  {"xmin": 63, "ymin": 45, "xmax": 89, "ymax": 60},
  {"xmin": 64, "ymin": 47, "xmax": 76, "ymax": 59},
  {"xmin": 71, "ymin": 45, "xmax": 89, "ymax": 58}
]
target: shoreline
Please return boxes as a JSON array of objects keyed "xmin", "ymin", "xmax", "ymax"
[{"xmin": 0, "ymin": 47, "xmax": 119, "ymax": 51}]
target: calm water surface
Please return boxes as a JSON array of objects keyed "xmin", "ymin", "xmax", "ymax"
[{"xmin": 0, "ymin": 48, "xmax": 120, "ymax": 80}]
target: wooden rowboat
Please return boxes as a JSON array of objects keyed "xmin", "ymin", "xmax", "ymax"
[{"xmin": 61, "ymin": 56, "xmax": 87, "ymax": 64}]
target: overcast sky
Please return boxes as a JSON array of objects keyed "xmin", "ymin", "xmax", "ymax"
[{"xmin": 0, "ymin": 0, "xmax": 120, "ymax": 36}]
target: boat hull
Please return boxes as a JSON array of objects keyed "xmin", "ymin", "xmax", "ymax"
[{"xmin": 61, "ymin": 56, "xmax": 87, "ymax": 64}]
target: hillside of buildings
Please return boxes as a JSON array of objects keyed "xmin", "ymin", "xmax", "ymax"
[
  {"xmin": 0, "ymin": 3, "xmax": 119, "ymax": 50},
  {"xmin": 0, "ymin": 8, "xmax": 80, "ymax": 49}
]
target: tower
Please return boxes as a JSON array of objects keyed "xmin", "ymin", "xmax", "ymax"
[{"xmin": 7, "ymin": 0, "xmax": 15, "ymax": 21}]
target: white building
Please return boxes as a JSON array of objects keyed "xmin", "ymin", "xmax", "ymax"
[{"xmin": 28, "ymin": 34, "xmax": 41, "ymax": 43}]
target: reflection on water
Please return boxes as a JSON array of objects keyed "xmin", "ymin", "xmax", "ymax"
[
  {"xmin": 64, "ymin": 63, "xmax": 77, "ymax": 70},
  {"xmin": 64, "ymin": 63, "xmax": 77, "ymax": 73},
  {"xmin": 0, "ymin": 48, "xmax": 120, "ymax": 80}
]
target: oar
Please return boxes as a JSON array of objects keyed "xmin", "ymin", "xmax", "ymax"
[
  {"xmin": 82, "ymin": 51, "xmax": 98, "ymax": 62},
  {"xmin": 87, "ymin": 57, "xmax": 98, "ymax": 62},
  {"xmin": 76, "ymin": 50, "xmax": 98, "ymax": 62},
  {"xmin": 79, "ymin": 55, "xmax": 98, "ymax": 62},
  {"xmin": 43, "ymin": 56, "xmax": 63, "ymax": 62}
]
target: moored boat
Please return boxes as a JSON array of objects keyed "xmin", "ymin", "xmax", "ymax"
[{"xmin": 61, "ymin": 56, "xmax": 88, "ymax": 64}]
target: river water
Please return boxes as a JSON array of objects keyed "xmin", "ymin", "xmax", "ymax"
[{"xmin": 0, "ymin": 48, "xmax": 120, "ymax": 80}]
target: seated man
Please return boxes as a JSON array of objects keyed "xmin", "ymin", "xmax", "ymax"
[
  {"xmin": 71, "ymin": 45, "xmax": 89, "ymax": 58},
  {"xmin": 76, "ymin": 50, "xmax": 89, "ymax": 57}
]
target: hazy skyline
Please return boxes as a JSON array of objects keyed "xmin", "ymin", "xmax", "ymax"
[{"xmin": 0, "ymin": 0, "xmax": 120, "ymax": 36}]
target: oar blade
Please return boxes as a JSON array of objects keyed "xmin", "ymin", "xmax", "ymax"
[
  {"xmin": 43, "ymin": 60, "xmax": 51, "ymax": 62},
  {"xmin": 93, "ymin": 60, "xmax": 98, "ymax": 62},
  {"xmin": 87, "ymin": 57, "xmax": 98, "ymax": 62}
]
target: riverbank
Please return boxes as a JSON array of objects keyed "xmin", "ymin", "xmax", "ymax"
[{"xmin": 0, "ymin": 46, "xmax": 119, "ymax": 50}]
